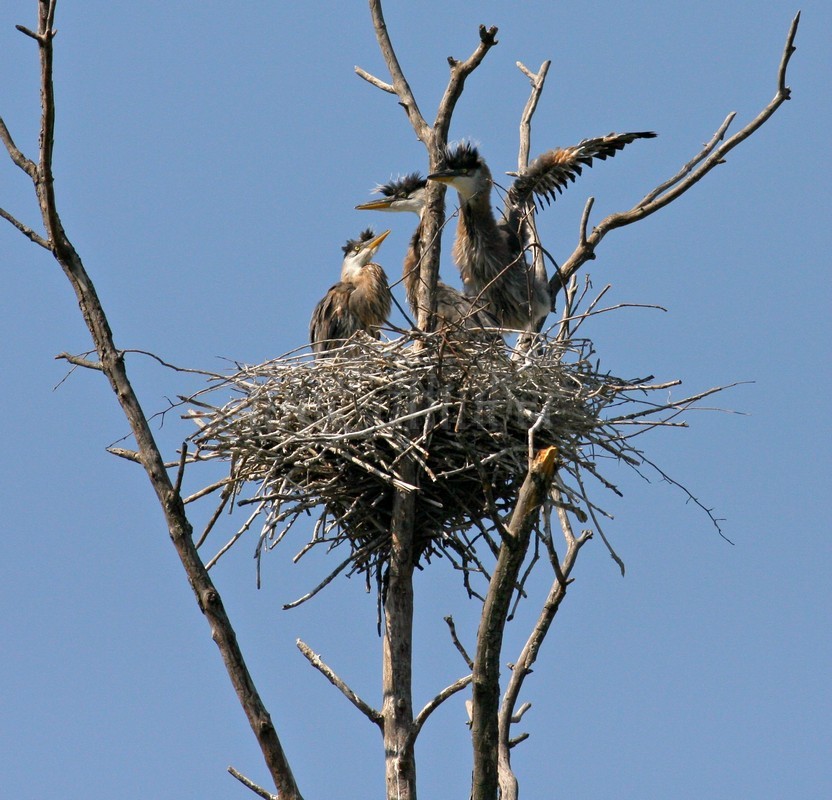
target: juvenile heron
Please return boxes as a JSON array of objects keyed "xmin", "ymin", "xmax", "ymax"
[
  {"xmin": 356, "ymin": 174, "xmax": 498, "ymax": 333},
  {"xmin": 309, "ymin": 228, "xmax": 392, "ymax": 355},
  {"xmin": 427, "ymin": 132, "xmax": 657, "ymax": 332}
]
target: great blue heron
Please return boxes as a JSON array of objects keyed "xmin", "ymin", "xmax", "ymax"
[
  {"xmin": 427, "ymin": 132, "xmax": 657, "ymax": 332},
  {"xmin": 309, "ymin": 228, "xmax": 392, "ymax": 355},
  {"xmin": 355, "ymin": 174, "xmax": 497, "ymax": 333}
]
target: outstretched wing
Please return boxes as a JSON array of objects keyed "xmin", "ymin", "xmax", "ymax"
[{"xmin": 508, "ymin": 131, "xmax": 657, "ymax": 211}]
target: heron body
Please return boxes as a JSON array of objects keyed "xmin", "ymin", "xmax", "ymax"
[
  {"xmin": 309, "ymin": 229, "xmax": 392, "ymax": 355},
  {"xmin": 428, "ymin": 132, "xmax": 657, "ymax": 332},
  {"xmin": 356, "ymin": 174, "xmax": 498, "ymax": 333}
]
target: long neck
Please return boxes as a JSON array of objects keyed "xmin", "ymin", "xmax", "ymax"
[
  {"xmin": 454, "ymin": 189, "xmax": 504, "ymax": 289},
  {"xmin": 402, "ymin": 220, "xmax": 423, "ymax": 313},
  {"xmin": 351, "ymin": 264, "xmax": 391, "ymax": 327}
]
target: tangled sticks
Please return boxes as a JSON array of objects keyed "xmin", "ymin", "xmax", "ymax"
[{"xmin": 187, "ymin": 329, "xmax": 694, "ymax": 596}]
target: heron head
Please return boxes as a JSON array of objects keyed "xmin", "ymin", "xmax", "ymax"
[
  {"xmin": 355, "ymin": 172, "xmax": 426, "ymax": 215},
  {"xmin": 341, "ymin": 228, "xmax": 391, "ymax": 280},
  {"xmin": 427, "ymin": 142, "xmax": 489, "ymax": 201}
]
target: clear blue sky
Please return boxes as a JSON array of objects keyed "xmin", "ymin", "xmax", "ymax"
[{"xmin": 1, "ymin": 2, "xmax": 829, "ymax": 798}]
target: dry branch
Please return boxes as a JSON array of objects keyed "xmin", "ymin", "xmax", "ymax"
[
  {"xmin": 496, "ymin": 524, "xmax": 592, "ymax": 800},
  {"xmin": 228, "ymin": 767, "xmax": 276, "ymax": 800},
  {"xmin": 445, "ymin": 615, "xmax": 474, "ymax": 670},
  {"xmin": 409, "ymin": 673, "xmax": 474, "ymax": 745},
  {"xmin": 297, "ymin": 639, "xmax": 383, "ymax": 728},
  {"xmin": 1, "ymin": 4, "xmax": 303, "ymax": 798},
  {"xmin": 471, "ymin": 446, "xmax": 560, "ymax": 800},
  {"xmin": 550, "ymin": 11, "xmax": 800, "ymax": 301}
]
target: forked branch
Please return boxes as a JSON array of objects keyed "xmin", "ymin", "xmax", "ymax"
[
  {"xmin": 434, "ymin": 24, "xmax": 499, "ymax": 142},
  {"xmin": 0, "ymin": 4, "xmax": 303, "ymax": 798},
  {"xmin": 550, "ymin": 11, "xmax": 800, "ymax": 300},
  {"xmin": 496, "ymin": 519, "xmax": 593, "ymax": 800},
  {"xmin": 359, "ymin": 2, "xmax": 500, "ymax": 332},
  {"xmin": 471, "ymin": 447, "xmax": 560, "ymax": 800}
]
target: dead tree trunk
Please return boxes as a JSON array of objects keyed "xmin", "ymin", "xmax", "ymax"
[
  {"xmin": 382, "ymin": 465, "xmax": 418, "ymax": 800},
  {"xmin": 471, "ymin": 447, "xmax": 559, "ymax": 800}
]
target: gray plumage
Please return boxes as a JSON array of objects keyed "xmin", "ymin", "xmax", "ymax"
[
  {"xmin": 309, "ymin": 228, "xmax": 392, "ymax": 355},
  {"xmin": 428, "ymin": 132, "xmax": 656, "ymax": 331},
  {"xmin": 356, "ymin": 175, "xmax": 498, "ymax": 334}
]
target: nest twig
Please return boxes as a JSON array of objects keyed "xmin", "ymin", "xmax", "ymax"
[{"xmin": 185, "ymin": 329, "xmax": 713, "ymax": 595}]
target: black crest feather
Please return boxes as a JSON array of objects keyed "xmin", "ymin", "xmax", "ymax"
[
  {"xmin": 342, "ymin": 228, "xmax": 376, "ymax": 256},
  {"xmin": 376, "ymin": 172, "xmax": 426, "ymax": 198},
  {"xmin": 443, "ymin": 141, "xmax": 482, "ymax": 171}
]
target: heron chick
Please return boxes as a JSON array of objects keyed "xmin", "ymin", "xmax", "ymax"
[
  {"xmin": 427, "ymin": 132, "xmax": 657, "ymax": 332},
  {"xmin": 356, "ymin": 174, "xmax": 498, "ymax": 334},
  {"xmin": 309, "ymin": 228, "xmax": 392, "ymax": 355}
]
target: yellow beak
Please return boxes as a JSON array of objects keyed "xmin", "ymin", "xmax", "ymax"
[
  {"xmin": 355, "ymin": 198, "xmax": 396, "ymax": 211},
  {"xmin": 367, "ymin": 229, "xmax": 391, "ymax": 250}
]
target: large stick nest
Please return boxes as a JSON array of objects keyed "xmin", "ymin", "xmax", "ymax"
[{"xmin": 186, "ymin": 330, "xmax": 675, "ymax": 588}]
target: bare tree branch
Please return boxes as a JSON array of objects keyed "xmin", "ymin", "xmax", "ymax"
[
  {"xmin": 515, "ymin": 60, "xmax": 551, "ymax": 323},
  {"xmin": 106, "ymin": 446, "xmax": 142, "ymax": 464},
  {"xmin": 515, "ymin": 60, "xmax": 550, "ymax": 170},
  {"xmin": 510, "ymin": 701, "xmax": 531, "ymax": 724},
  {"xmin": 550, "ymin": 12, "xmax": 800, "ymax": 302},
  {"xmin": 172, "ymin": 442, "xmax": 188, "ymax": 496},
  {"xmin": 409, "ymin": 673, "xmax": 473, "ymax": 745},
  {"xmin": 640, "ymin": 114, "xmax": 735, "ymax": 206},
  {"xmin": 0, "ymin": 116, "xmax": 38, "ymax": 177},
  {"xmin": 444, "ymin": 615, "xmax": 474, "ymax": 670},
  {"xmin": 380, "ymin": 461, "xmax": 419, "ymax": 800},
  {"xmin": 228, "ymin": 766, "xmax": 276, "ymax": 800},
  {"xmin": 434, "ymin": 25, "xmax": 499, "ymax": 142},
  {"xmin": 496, "ymin": 528, "xmax": 592, "ymax": 800},
  {"xmin": 362, "ymin": 0, "xmax": 429, "ymax": 141},
  {"xmin": 354, "ymin": 65, "xmax": 395, "ymax": 93},
  {"xmin": 297, "ymin": 639, "xmax": 384, "ymax": 728},
  {"xmin": 471, "ymin": 446, "xmax": 560, "ymax": 800},
  {"xmin": 0, "ymin": 206, "xmax": 49, "ymax": 247},
  {"xmin": 2, "ymin": 4, "xmax": 304, "ymax": 797},
  {"xmin": 55, "ymin": 351, "xmax": 103, "ymax": 370},
  {"xmin": 183, "ymin": 477, "xmax": 234, "ymax": 506}
]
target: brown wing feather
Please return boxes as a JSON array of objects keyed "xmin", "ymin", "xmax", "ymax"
[
  {"xmin": 309, "ymin": 282, "xmax": 362, "ymax": 354},
  {"xmin": 310, "ymin": 264, "xmax": 391, "ymax": 355},
  {"xmin": 509, "ymin": 131, "xmax": 657, "ymax": 210}
]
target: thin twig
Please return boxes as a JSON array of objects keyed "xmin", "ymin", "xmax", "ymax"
[
  {"xmin": 296, "ymin": 639, "xmax": 383, "ymax": 728},
  {"xmin": 227, "ymin": 766, "xmax": 276, "ymax": 800},
  {"xmin": 173, "ymin": 442, "xmax": 187, "ymax": 496},
  {"xmin": 444, "ymin": 615, "xmax": 474, "ymax": 670},
  {"xmin": 55, "ymin": 351, "xmax": 103, "ymax": 370},
  {"xmin": 409, "ymin": 673, "xmax": 473, "ymax": 745},
  {"xmin": 0, "ymin": 206, "xmax": 49, "ymax": 247},
  {"xmin": 551, "ymin": 13, "xmax": 800, "ymax": 302},
  {"xmin": 194, "ymin": 490, "xmax": 231, "ymax": 549}
]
